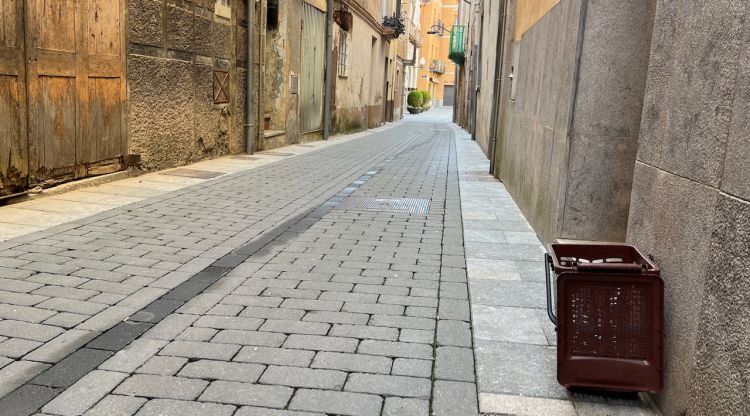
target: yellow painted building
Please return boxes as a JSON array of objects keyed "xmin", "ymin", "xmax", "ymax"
[{"xmin": 417, "ymin": 0, "xmax": 458, "ymax": 106}]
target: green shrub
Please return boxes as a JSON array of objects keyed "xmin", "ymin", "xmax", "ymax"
[
  {"xmin": 407, "ymin": 90, "xmax": 423, "ymax": 108},
  {"xmin": 419, "ymin": 90, "xmax": 431, "ymax": 105}
]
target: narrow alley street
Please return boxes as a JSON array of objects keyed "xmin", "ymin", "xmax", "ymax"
[{"xmin": 0, "ymin": 109, "xmax": 653, "ymax": 416}]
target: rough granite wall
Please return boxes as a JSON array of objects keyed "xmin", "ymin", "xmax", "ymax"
[
  {"xmin": 128, "ymin": 0, "xmax": 248, "ymax": 170},
  {"xmin": 626, "ymin": 1, "xmax": 749, "ymax": 415},
  {"xmin": 494, "ymin": 0, "xmax": 654, "ymax": 243}
]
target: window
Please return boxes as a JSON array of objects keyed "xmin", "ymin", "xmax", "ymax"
[
  {"xmin": 215, "ymin": 0, "xmax": 231, "ymax": 19},
  {"xmin": 267, "ymin": 0, "xmax": 279, "ymax": 31},
  {"xmin": 338, "ymin": 28, "xmax": 350, "ymax": 77}
]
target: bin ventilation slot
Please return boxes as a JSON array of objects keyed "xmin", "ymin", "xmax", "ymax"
[
  {"xmin": 567, "ymin": 284, "xmax": 649, "ymax": 360},
  {"xmin": 337, "ymin": 197, "xmax": 431, "ymax": 214}
]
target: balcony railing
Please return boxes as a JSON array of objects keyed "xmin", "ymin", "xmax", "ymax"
[
  {"xmin": 430, "ymin": 59, "xmax": 446, "ymax": 74},
  {"xmin": 448, "ymin": 25, "xmax": 466, "ymax": 65}
]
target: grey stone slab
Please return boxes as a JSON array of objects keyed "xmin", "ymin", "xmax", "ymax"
[
  {"xmin": 239, "ymin": 306, "xmax": 306, "ymax": 321},
  {"xmin": 87, "ymin": 321, "xmax": 154, "ymax": 351},
  {"xmin": 178, "ymin": 360, "xmax": 265, "ymax": 382},
  {"xmin": 129, "ymin": 299, "xmax": 184, "ymax": 323},
  {"xmin": 42, "ymin": 370, "xmax": 128, "ymax": 416},
  {"xmin": 193, "ymin": 316, "xmax": 263, "ymax": 331},
  {"xmin": 99, "ymin": 338, "xmax": 167, "ymax": 373},
  {"xmin": 329, "ymin": 324, "xmax": 399, "ymax": 341},
  {"xmin": 475, "ymin": 340, "xmax": 568, "ymax": 399},
  {"xmin": 391, "ymin": 358, "xmax": 432, "ymax": 378},
  {"xmin": 0, "ymin": 360, "xmax": 51, "ymax": 398},
  {"xmin": 258, "ymin": 319, "xmax": 330, "ymax": 335},
  {"xmin": 311, "ymin": 351, "xmax": 392, "ymax": 374},
  {"xmin": 135, "ymin": 399, "xmax": 235, "ymax": 416},
  {"xmin": 0, "ymin": 320, "xmax": 65, "ymax": 342},
  {"xmin": 142, "ymin": 313, "xmax": 198, "ymax": 341},
  {"xmin": 211, "ymin": 330, "xmax": 286, "ymax": 347},
  {"xmin": 472, "ymin": 304, "xmax": 549, "ymax": 344},
  {"xmin": 399, "ymin": 329, "xmax": 435, "ymax": 344},
  {"xmin": 0, "ymin": 304, "xmax": 56, "ymax": 323},
  {"xmin": 259, "ymin": 365, "xmax": 347, "ymax": 389},
  {"xmin": 344, "ymin": 373, "xmax": 432, "ymax": 398},
  {"xmin": 435, "ymin": 346, "xmax": 475, "ymax": 382},
  {"xmin": 24, "ymin": 329, "xmax": 99, "ymax": 363},
  {"xmin": 0, "ymin": 384, "xmax": 60, "ymax": 416},
  {"xmin": 234, "ymin": 346, "xmax": 314, "ymax": 367},
  {"xmin": 383, "ymin": 397, "xmax": 429, "ymax": 416},
  {"xmin": 470, "ymin": 279, "xmax": 546, "ymax": 309},
  {"xmin": 358, "ymin": 340, "xmax": 433, "ymax": 359},
  {"xmin": 176, "ymin": 327, "xmax": 218, "ymax": 341},
  {"xmin": 234, "ymin": 407, "xmax": 325, "ymax": 416},
  {"xmin": 137, "ymin": 356, "xmax": 188, "ymax": 376},
  {"xmin": 436, "ymin": 320, "xmax": 472, "ymax": 347},
  {"xmin": 0, "ymin": 338, "xmax": 42, "ymax": 358},
  {"xmin": 432, "ymin": 380, "xmax": 479, "ymax": 416},
  {"xmin": 160, "ymin": 340, "xmax": 239, "ymax": 361},
  {"xmin": 282, "ymin": 334, "xmax": 358, "ymax": 352},
  {"xmin": 84, "ymin": 395, "xmax": 147, "ymax": 416},
  {"xmin": 33, "ymin": 348, "xmax": 113, "ymax": 388},
  {"xmin": 199, "ymin": 380, "xmax": 293, "ymax": 408},
  {"xmin": 114, "ymin": 374, "xmax": 209, "ymax": 400},
  {"xmin": 288, "ymin": 389, "xmax": 383, "ymax": 416}
]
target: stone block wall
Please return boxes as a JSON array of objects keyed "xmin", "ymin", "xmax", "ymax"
[
  {"xmin": 493, "ymin": 0, "xmax": 655, "ymax": 243},
  {"xmin": 127, "ymin": 0, "xmax": 249, "ymax": 170},
  {"xmin": 626, "ymin": 1, "xmax": 749, "ymax": 414}
]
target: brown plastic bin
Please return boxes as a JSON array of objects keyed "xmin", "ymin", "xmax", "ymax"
[{"xmin": 545, "ymin": 243, "xmax": 663, "ymax": 393}]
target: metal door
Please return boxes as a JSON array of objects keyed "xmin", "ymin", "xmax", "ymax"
[
  {"xmin": 24, "ymin": 0, "xmax": 127, "ymax": 186},
  {"xmin": 299, "ymin": 2, "xmax": 325, "ymax": 132},
  {"xmin": 0, "ymin": 0, "xmax": 29, "ymax": 194},
  {"xmin": 443, "ymin": 85, "xmax": 455, "ymax": 106}
]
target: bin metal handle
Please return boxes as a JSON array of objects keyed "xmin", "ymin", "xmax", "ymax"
[
  {"xmin": 544, "ymin": 253, "xmax": 558, "ymax": 326},
  {"xmin": 575, "ymin": 262, "xmax": 646, "ymax": 273}
]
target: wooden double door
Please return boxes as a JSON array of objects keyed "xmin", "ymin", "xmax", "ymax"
[{"xmin": 1, "ymin": 0, "xmax": 127, "ymax": 195}]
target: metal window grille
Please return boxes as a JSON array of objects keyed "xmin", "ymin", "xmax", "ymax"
[{"xmin": 338, "ymin": 28, "xmax": 349, "ymax": 77}]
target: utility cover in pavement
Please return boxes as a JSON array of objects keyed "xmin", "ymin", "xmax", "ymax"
[
  {"xmin": 337, "ymin": 197, "xmax": 431, "ymax": 214},
  {"xmin": 160, "ymin": 168, "xmax": 224, "ymax": 179}
]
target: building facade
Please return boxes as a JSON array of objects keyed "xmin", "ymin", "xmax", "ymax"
[
  {"xmin": 454, "ymin": 1, "xmax": 750, "ymax": 415},
  {"xmin": 1, "ymin": 0, "xmax": 414, "ymax": 196},
  {"xmin": 417, "ymin": 0, "xmax": 458, "ymax": 107}
]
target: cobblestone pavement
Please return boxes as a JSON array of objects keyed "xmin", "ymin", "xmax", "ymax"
[{"xmin": 0, "ymin": 112, "xmax": 479, "ymax": 415}]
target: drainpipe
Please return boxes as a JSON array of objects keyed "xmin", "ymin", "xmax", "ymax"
[
  {"xmin": 487, "ymin": 0, "xmax": 506, "ymax": 175},
  {"xmin": 246, "ymin": 0, "xmax": 256, "ymax": 154},
  {"xmin": 452, "ymin": 0, "xmax": 463, "ymax": 122},
  {"xmin": 323, "ymin": 0, "xmax": 334, "ymax": 139},
  {"xmin": 470, "ymin": 1, "xmax": 483, "ymax": 140}
]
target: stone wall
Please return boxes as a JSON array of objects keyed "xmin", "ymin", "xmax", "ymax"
[
  {"xmin": 626, "ymin": 1, "xmax": 749, "ymax": 414},
  {"xmin": 128, "ymin": 0, "xmax": 249, "ymax": 171},
  {"xmin": 494, "ymin": 0, "xmax": 654, "ymax": 243}
]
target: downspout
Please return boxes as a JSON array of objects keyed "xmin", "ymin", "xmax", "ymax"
[
  {"xmin": 246, "ymin": 0, "xmax": 255, "ymax": 154},
  {"xmin": 470, "ymin": 1, "xmax": 483, "ymax": 140},
  {"xmin": 487, "ymin": 0, "xmax": 506, "ymax": 174},
  {"xmin": 452, "ymin": 0, "xmax": 462, "ymax": 122},
  {"xmin": 323, "ymin": 0, "xmax": 334, "ymax": 139}
]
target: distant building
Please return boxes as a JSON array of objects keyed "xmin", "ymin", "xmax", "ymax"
[{"xmin": 417, "ymin": 0, "xmax": 458, "ymax": 107}]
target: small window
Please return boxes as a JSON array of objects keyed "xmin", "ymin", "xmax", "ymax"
[
  {"xmin": 267, "ymin": 0, "xmax": 279, "ymax": 31},
  {"xmin": 338, "ymin": 28, "xmax": 350, "ymax": 77},
  {"xmin": 215, "ymin": 0, "xmax": 231, "ymax": 19}
]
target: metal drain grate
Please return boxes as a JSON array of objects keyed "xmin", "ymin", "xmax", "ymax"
[
  {"xmin": 160, "ymin": 168, "xmax": 224, "ymax": 179},
  {"xmin": 337, "ymin": 197, "xmax": 431, "ymax": 214}
]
